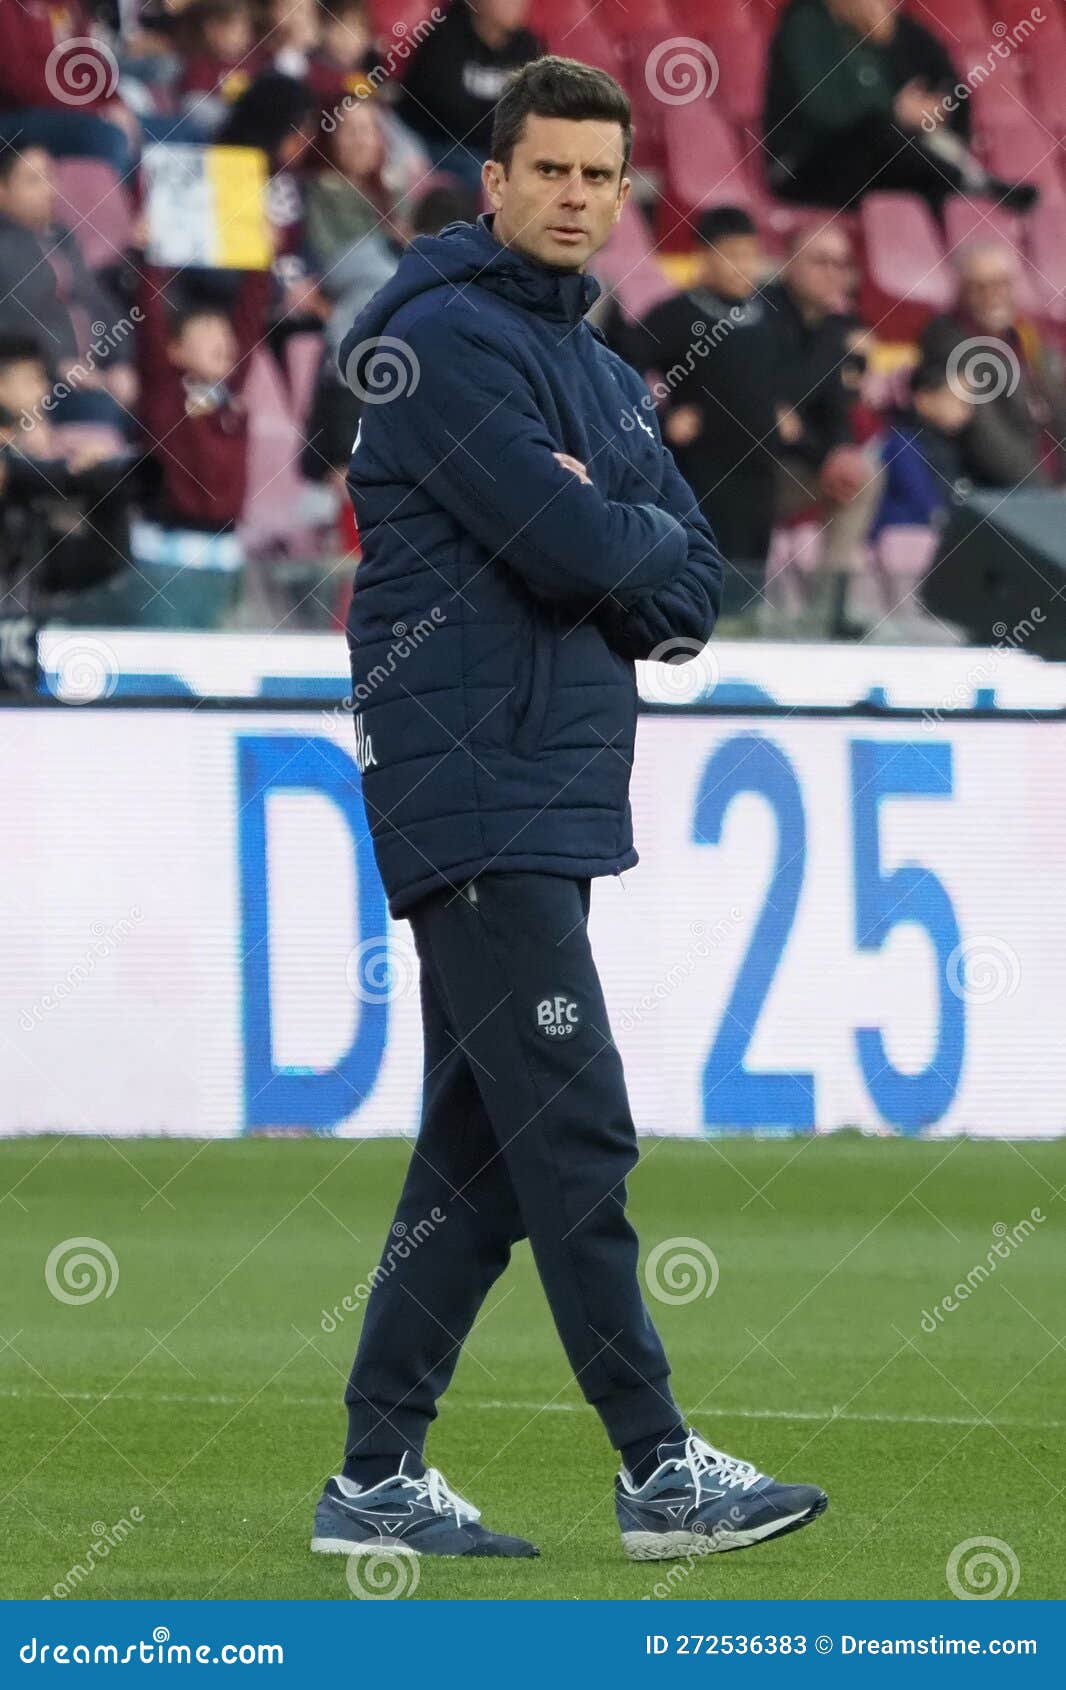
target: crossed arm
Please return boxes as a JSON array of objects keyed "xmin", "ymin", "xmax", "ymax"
[{"xmin": 370, "ymin": 316, "xmax": 722, "ymax": 660}]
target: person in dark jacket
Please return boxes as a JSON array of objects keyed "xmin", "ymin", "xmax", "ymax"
[
  {"xmin": 763, "ymin": 0, "xmax": 1038, "ymax": 218},
  {"xmin": 312, "ymin": 55, "xmax": 826, "ymax": 1566},
  {"xmin": 632, "ymin": 206, "xmax": 772, "ymax": 624},
  {"xmin": 397, "ymin": 0, "xmax": 542, "ymax": 189},
  {"xmin": 874, "ymin": 356, "xmax": 972, "ymax": 536}
]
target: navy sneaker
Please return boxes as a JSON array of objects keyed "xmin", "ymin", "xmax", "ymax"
[
  {"xmin": 616, "ymin": 1429, "xmax": 827, "ymax": 1560},
  {"xmin": 311, "ymin": 1455, "xmax": 539, "ymax": 1559}
]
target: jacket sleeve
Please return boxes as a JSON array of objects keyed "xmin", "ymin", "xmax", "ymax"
[
  {"xmin": 592, "ymin": 443, "xmax": 723, "ymax": 662},
  {"xmin": 365, "ymin": 315, "xmax": 689, "ymax": 601}
]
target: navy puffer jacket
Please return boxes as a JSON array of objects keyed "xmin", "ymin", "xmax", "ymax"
[{"xmin": 339, "ymin": 214, "xmax": 722, "ymax": 917}]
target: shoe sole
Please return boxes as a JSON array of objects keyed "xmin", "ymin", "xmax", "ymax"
[
  {"xmin": 622, "ymin": 1495, "xmax": 828, "ymax": 1561},
  {"xmin": 311, "ymin": 1536, "xmax": 418, "ymax": 1555}
]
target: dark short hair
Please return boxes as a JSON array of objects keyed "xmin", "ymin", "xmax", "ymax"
[
  {"xmin": 490, "ymin": 55, "xmax": 633, "ymax": 178},
  {"xmin": 0, "ymin": 331, "xmax": 46, "ymax": 374},
  {"xmin": 696, "ymin": 205, "xmax": 757, "ymax": 247},
  {"xmin": 411, "ymin": 183, "xmax": 480, "ymax": 237},
  {"xmin": 910, "ymin": 356, "xmax": 953, "ymax": 396}
]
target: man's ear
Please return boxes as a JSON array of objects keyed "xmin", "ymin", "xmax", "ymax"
[
  {"xmin": 611, "ymin": 173, "xmax": 631, "ymax": 227},
  {"xmin": 482, "ymin": 157, "xmax": 505, "ymax": 211}
]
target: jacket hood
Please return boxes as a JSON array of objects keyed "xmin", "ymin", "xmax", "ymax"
[{"xmin": 338, "ymin": 213, "xmax": 602, "ymax": 391}]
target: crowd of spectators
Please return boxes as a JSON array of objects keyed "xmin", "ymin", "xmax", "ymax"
[{"xmin": 0, "ymin": 0, "xmax": 1062, "ymax": 653}]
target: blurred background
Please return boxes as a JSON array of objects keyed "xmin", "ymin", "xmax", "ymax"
[{"xmin": 1, "ymin": 0, "xmax": 1065, "ymax": 657}]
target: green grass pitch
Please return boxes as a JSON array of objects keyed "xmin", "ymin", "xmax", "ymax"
[{"xmin": 1, "ymin": 1134, "xmax": 1063, "ymax": 1601}]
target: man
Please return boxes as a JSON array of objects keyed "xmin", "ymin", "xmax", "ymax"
[
  {"xmin": 312, "ymin": 55, "xmax": 827, "ymax": 1564},
  {"xmin": 398, "ymin": 0, "xmax": 542, "ymax": 190},
  {"xmin": 921, "ymin": 241, "xmax": 1066, "ymax": 491},
  {"xmin": 766, "ymin": 223, "xmax": 885, "ymax": 639},
  {"xmin": 633, "ymin": 206, "xmax": 774, "ymax": 628},
  {"xmin": 764, "ymin": 0, "xmax": 1037, "ymax": 219}
]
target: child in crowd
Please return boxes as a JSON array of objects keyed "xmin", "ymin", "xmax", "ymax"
[
  {"xmin": 175, "ymin": 0, "xmax": 259, "ymax": 137},
  {"xmin": 875, "ymin": 357, "xmax": 973, "ymax": 535}
]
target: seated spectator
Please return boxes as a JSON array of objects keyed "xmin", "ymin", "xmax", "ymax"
[
  {"xmin": 633, "ymin": 207, "xmax": 772, "ymax": 623},
  {"xmin": 133, "ymin": 260, "xmax": 270, "ymax": 627},
  {"xmin": 763, "ymin": 0, "xmax": 1037, "ymax": 219},
  {"xmin": 0, "ymin": 0, "xmax": 136, "ymax": 175},
  {"xmin": 305, "ymin": 102, "xmax": 403, "ymax": 275},
  {"xmin": 262, "ymin": 0, "xmax": 321, "ymax": 80},
  {"xmin": 874, "ymin": 357, "xmax": 973, "ymax": 536},
  {"xmin": 309, "ymin": 0, "xmax": 381, "ymax": 115},
  {"xmin": 0, "ymin": 333, "xmax": 135, "ymax": 615},
  {"xmin": 0, "ymin": 145, "xmax": 137, "ymax": 419},
  {"xmin": 767, "ymin": 223, "xmax": 885, "ymax": 638},
  {"xmin": 921, "ymin": 241, "xmax": 1066, "ymax": 489},
  {"xmin": 397, "ymin": 0, "xmax": 542, "ymax": 191},
  {"xmin": 174, "ymin": 0, "xmax": 258, "ymax": 139}
]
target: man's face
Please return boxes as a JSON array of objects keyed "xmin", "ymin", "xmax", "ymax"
[
  {"xmin": 960, "ymin": 251, "xmax": 1017, "ymax": 333},
  {"xmin": 700, "ymin": 233, "xmax": 763, "ymax": 302},
  {"xmin": 475, "ymin": 0, "xmax": 530, "ymax": 34},
  {"xmin": 0, "ymin": 149, "xmax": 55, "ymax": 233},
  {"xmin": 784, "ymin": 229, "xmax": 852, "ymax": 318},
  {"xmin": 484, "ymin": 113, "xmax": 629, "ymax": 273},
  {"xmin": 0, "ymin": 357, "xmax": 49, "ymax": 421}
]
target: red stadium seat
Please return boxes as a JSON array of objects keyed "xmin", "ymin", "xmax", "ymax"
[
  {"xmin": 50, "ymin": 159, "xmax": 133, "ymax": 273},
  {"xmin": 1025, "ymin": 199, "xmax": 1066, "ymax": 322},
  {"xmin": 658, "ymin": 98, "xmax": 751, "ymax": 244},
  {"xmin": 285, "ymin": 333, "xmax": 325, "ymax": 427},
  {"xmin": 592, "ymin": 201, "xmax": 676, "ymax": 323},
  {"xmin": 985, "ymin": 113, "xmax": 1066, "ymax": 198},
  {"xmin": 860, "ymin": 191, "xmax": 954, "ymax": 338}
]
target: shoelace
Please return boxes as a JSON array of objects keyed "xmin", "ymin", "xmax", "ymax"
[
  {"xmin": 410, "ymin": 1466, "xmax": 481, "ymax": 1525},
  {"xmin": 674, "ymin": 1432, "xmax": 763, "ymax": 1494}
]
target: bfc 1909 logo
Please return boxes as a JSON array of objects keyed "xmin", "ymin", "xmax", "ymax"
[{"xmin": 535, "ymin": 995, "xmax": 582, "ymax": 1039}]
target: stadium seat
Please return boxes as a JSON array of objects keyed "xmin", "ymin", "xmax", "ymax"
[
  {"xmin": 658, "ymin": 99, "xmax": 751, "ymax": 245},
  {"xmin": 985, "ymin": 113, "xmax": 1065, "ymax": 199},
  {"xmin": 592, "ymin": 202, "xmax": 675, "ymax": 323},
  {"xmin": 1025, "ymin": 199, "xmax": 1066, "ymax": 323},
  {"xmin": 50, "ymin": 159, "xmax": 133, "ymax": 273},
  {"xmin": 860, "ymin": 192, "xmax": 954, "ymax": 339},
  {"xmin": 242, "ymin": 349, "xmax": 327, "ymax": 555}
]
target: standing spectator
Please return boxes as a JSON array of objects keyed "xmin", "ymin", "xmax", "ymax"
[
  {"xmin": 763, "ymin": 0, "xmax": 1038, "ymax": 218},
  {"xmin": 0, "ymin": 0, "xmax": 135, "ymax": 174},
  {"xmin": 633, "ymin": 207, "xmax": 772, "ymax": 626},
  {"xmin": 174, "ymin": 0, "xmax": 258, "ymax": 139},
  {"xmin": 766, "ymin": 224, "xmax": 885, "ymax": 638},
  {"xmin": 874, "ymin": 357, "xmax": 973, "ymax": 535},
  {"xmin": 0, "ymin": 145, "xmax": 136, "ymax": 417},
  {"xmin": 133, "ymin": 261, "xmax": 270, "ymax": 626},
  {"xmin": 921, "ymin": 241, "xmax": 1066, "ymax": 489},
  {"xmin": 397, "ymin": 0, "xmax": 542, "ymax": 190}
]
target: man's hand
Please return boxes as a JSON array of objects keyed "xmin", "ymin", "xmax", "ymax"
[
  {"xmin": 553, "ymin": 451, "xmax": 592, "ymax": 485},
  {"xmin": 775, "ymin": 403, "xmax": 804, "ymax": 446},
  {"xmin": 664, "ymin": 403, "xmax": 702, "ymax": 447},
  {"xmin": 818, "ymin": 444, "xmax": 874, "ymax": 503},
  {"xmin": 894, "ymin": 77, "xmax": 940, "ymax": 131}
]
